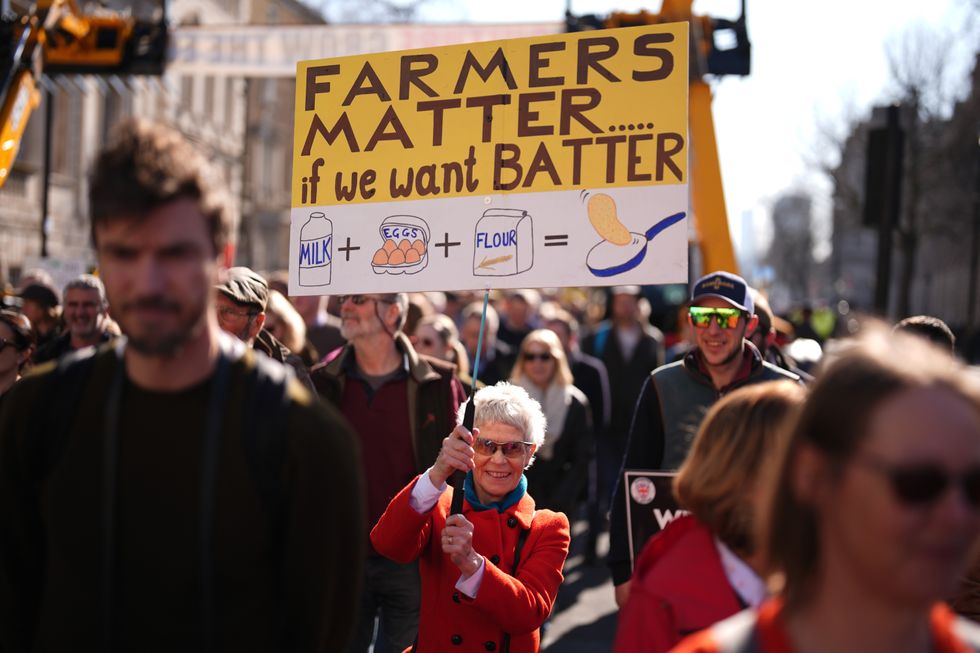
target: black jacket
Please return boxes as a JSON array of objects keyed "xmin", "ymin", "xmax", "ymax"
[
  {"xmin": 32, "ymin": 330, "xmax": 114, "ymax": 365},
  {"xmin": 568, "ymin": 351, "xmax": 610, "ymax": 436},
  {"xmin": 254, "ymin": 328, "xmax": 315, "ymax": 393},
  {"xmin": 0, "ymin": 342, "xmax": 364, "ymax": 652},
  {"xmin": 581, "ymin": 321, "xmax": 665, "ymax": 441},
  {"xmin": 524, "ymin": 389, "xmax": 593, "ymax": 516}
]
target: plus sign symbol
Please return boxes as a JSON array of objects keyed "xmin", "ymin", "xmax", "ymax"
[
  {"xmin": 435, "ymin": 232, "xmax": 461, "ymax": 258},
  {"xmin": 338, "ymin": 237, "xmax": 360, "ymax": 261}
]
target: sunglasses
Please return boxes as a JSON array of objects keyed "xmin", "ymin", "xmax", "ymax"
[
  {"xmin": 338, "ymin": 295, "xmax": 392, "ymax": 306},
  {"xmin": 688, "ymin": 306, "xmax": 744, "ymax": 330},
  {"xmin": 217, "ymin": 306, "xmax": 258, "ymax": 321},
  {"xmin": 522, "ymin": 352, "xmax": 553, "ymax": 362},
  {"xmin": 474, "ymin": 438, "xmax": 534, "ymax": 459},
  {"xmin": 0, "ymin": 337, "xmax": 11, "ymax": 352},
  {"xmin": 855, "ymin": 452, "xmax": 980, "ymax": 508}
]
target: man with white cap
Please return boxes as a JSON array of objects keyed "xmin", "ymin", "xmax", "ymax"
[{"xmin": 607, "ymin": 271, "xmax": 801, "ymax": 607}]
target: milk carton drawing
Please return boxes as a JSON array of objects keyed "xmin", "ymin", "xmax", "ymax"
[{"xmin": 298, "ymin": 212, "xmax": 333, "ymax": 286}]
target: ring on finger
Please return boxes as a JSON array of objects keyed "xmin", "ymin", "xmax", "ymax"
[{"xmin": 448, "ymin": 536, "xmax": 453, "ymax": 544}]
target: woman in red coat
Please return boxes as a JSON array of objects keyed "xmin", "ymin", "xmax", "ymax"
[
  {"xmin": 671, "ymin": 327, "xmax": 980, "ymax": 653},
  {"xmin": 371, "ymin": 382, "xmax": 570, "ymax": 653},
  {"xmin": 613, "ymin": 381, "xmax": 806, "ymax": 653}
]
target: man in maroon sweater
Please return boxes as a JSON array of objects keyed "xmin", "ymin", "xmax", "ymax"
[{"xmin": 311, "ymin": 292, "xmax": 465, "ymax": 653}]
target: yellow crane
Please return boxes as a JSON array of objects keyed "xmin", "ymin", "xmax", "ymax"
[{"xmin": 0, "ymin": 0, "xmax": 167, "ymax": 187}]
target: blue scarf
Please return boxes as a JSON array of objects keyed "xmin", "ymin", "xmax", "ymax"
[{"xmin": 464, "ymin": 471, "xmax": 527, "ymax": 513}]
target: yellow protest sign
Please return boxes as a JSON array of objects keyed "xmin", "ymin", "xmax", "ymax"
[{"xmin": 290, "ymin": 23, "xmax": 688, "ymax": 294}]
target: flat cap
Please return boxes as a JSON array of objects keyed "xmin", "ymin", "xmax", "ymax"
[
  {"xmin": 17, "ymin": 282, "xmax": 61, "ymax": 308},
  {"xmin": 215, "ymin": 266, "xmax": 269, "ymax": 312}
]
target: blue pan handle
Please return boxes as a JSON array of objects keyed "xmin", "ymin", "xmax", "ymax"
[
  {"xmin": 645, "ymin": 212, "xmax": 686, "ymax": 241},
  {"xmin": 587, "ymin": 210, "xmax": 687, "ymax": 278}
]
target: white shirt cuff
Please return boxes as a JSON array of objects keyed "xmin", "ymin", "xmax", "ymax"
[
  {"xmin": 409, "ymin": 467, "xmax": 447, "ymax": 514},
  {"xmin": 455, "ymin": 557, "xmax": 486, "ymax": 599}
]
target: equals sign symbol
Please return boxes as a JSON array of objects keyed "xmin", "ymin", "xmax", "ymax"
[{"xmin": 544, "ymin": 234, "xmax": 568, "ymax": 247}]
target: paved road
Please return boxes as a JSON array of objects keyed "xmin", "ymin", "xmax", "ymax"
[{"xmin": 543, "ymin": 519, "xmax": 618, "ymax": 653}]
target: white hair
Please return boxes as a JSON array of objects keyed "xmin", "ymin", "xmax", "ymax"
[
  {"xmin": 64, "ymin": 274, "xmax": 108, "ymax": 309},
  {"xmin": 458, "ymin": 382, "xmax": 547, "ymax": 467}
]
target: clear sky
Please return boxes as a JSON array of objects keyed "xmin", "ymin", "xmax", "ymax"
[{"xmin": 402, "ymin": 0, "xmax": 979, "ymax": 265}]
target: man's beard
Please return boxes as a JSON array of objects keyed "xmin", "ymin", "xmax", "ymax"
[
  {"xmin": 341, "ymin": 315, "xmax": 381, "ymax": 341},
  {"xmin": 119, "ymin": 296, "xmax": 207, "ymax": 357},
  {"xmin": 71, "ymin": 319, "xmax": 98, "ymax": 341}
]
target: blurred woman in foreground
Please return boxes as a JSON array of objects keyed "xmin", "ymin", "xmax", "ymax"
[
  {"xmin": 671, "ymin": 327, "xmax": 980, "ymax": 653},
  {"xmin": 614, "ymin": 381, "xmax": 805, "ymax": 653},
  {"xmin": 371, "ymin": 383, "xmax": 570, "ymax": 653}
]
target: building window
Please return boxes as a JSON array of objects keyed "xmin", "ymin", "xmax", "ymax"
[
  {"xmin": 204, "ymin": 75, "xmax": 215, "ymax": 122},
  {"xmin": 225, "ymin": 77, "xmax": 236, "ymax": 128},
  {"xmin": 181, "ymin": 74, "xmax": 193, "ymax": 114}
]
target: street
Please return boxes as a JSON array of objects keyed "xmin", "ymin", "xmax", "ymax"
[{"xmin": 543, "ymin": 518, "xmax": 618, "ymax": 652}]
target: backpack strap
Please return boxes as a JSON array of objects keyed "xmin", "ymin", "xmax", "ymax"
[
  {"xmin": 198, "ymin": 350, "xmax": 233, "ymax": 653},
  {"xmin": 28, "ymin": 345, "xmax": 106, "ymax": 485},
  {"xmin": 241, "ymin": 351, "xmax": 291, "ymax": 534}
]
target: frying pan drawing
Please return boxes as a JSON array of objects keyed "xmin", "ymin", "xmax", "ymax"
[{"xmin": 586, "ymin": 211, "xmax": 686, "ymax": 278}]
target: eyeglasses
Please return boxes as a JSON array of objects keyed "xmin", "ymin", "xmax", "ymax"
[
  {"xmin": 338, "ymin": 295, "xmax": 392, "ymax": 306},
  {"xmin": 688, "ymin": 306, "xmax": 744, "ymax": 330},
  {"xmin": 474, "ymin": 438, "xmax": 534, "ymax": 459},
  {"xmin": 854, "ymin": 452, "xmax": 980, "ymax": 509},
  {"xmin": 522, "ymin": 352, "xmax": 553, "ymax": 363},
  {"xmin": 217, "ymin": 306, "xmax": 258, "ymax": 321}
]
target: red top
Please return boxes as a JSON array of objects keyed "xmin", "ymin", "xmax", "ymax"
[
  {"xmin": 341, "ymin": 375, "xmax": 416, "ymax": 551},
  {"xmin": 671, "ymin": 598, "xmax": 977, "ymax": 653},
  {"xmin": 614, "ymin": 515, "xmax": 745, "ymax": 653}
]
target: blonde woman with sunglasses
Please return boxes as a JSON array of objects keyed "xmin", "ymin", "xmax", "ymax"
[
  {"xmin": 509, "ymin": 328, "xmax": 593, "ymax": 517},
  {"xmin": 371, "ymin": 383, "xmax": 570, "ymax": 653}
]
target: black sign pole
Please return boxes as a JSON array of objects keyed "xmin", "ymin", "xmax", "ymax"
[{"xmin": 449, "ymin": 287, "xmax": 490, "ymax": 515}]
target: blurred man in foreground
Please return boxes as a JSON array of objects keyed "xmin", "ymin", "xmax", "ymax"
[{"xmin": 0, "ymin": 119, "xmax": 363, "ymax": 652}]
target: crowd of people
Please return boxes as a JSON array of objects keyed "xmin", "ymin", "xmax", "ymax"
[{"xmin": 1, "ymin": 118, "xmax": 979, "ymax": 653}]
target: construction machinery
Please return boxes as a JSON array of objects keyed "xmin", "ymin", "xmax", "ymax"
[{"xmin": 0, "ymin": 0, "xmax": 167, "ymax": 188}]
